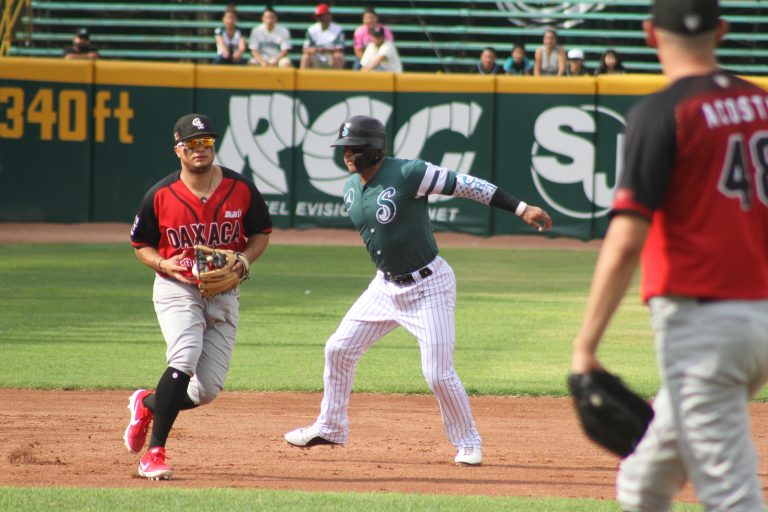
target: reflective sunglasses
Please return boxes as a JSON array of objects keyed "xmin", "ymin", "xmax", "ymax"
[{"xmin": 177, "ymin": 137, "xmax": 216, "ymax": 149}]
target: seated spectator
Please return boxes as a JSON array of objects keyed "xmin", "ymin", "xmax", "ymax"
[
  {"xmin": 301, "ymin": 3, "xmax": 345, "ymax": 69},
  {"xmin": 214, "ymin": 5, "xmax": 248, "ymax": 65},
  {"xmin": 472, "ymin": 47, "xmax": 503, "ymax": 75},
  {"xmin": 249, "ymin": 7, "xmax": 292, "ymax": 68},
  {"xmin": 594, "ymin": 49, "xmax": 627, "ymax": 75},
  {"xmin": 533, "ymin": 29, "xmax": 566, "ymax": 76},
  {"xmin": 63, "ymin": 28, "xmax": 98, "ymax": 60},
  {"xmin": 353, "ymin": 7, "xmax": 394, "ymax": 70},
  {"xmin": 503, "ymin": 43, "xmax": 533, "ymax": 76},
  {"xmin": 359, "ymin": 26, "xmax": 402, "ymax": 73},
  {"xmin": 566, "ymin": 49, "xmax": 589, "ymax": 76}
]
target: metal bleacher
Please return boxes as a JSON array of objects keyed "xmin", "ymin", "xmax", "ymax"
[{"xmin": 7, "ymin": 0, "xmax": 768, "ymax": 75}]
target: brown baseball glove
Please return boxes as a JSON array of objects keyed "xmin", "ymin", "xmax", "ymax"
[{"xmin": 193, "ymin": 245, "xmax": 250, "ymax": 298}]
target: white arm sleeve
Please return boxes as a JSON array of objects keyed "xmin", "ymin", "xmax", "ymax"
[{"xmin": 451, "ymin": 173, "xmax": 498, "ymax": 205}]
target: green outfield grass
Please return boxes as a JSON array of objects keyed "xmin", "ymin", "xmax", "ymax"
[
  {"xmin": 0, "ymin": 243, "xmax": 667, "ymax": 396},
  {"xmin": 0, "ymin": 486, "xmax": 703, "ymax": 512},
  {"xmin": 0, "ymin": 242, "xmax": 713, "ymax": 511}
]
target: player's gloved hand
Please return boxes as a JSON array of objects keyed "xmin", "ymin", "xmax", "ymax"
[
  {"xmin": 193, "ymin": 245, "xmax": 250, "ymax": 298},
  {"xmin": 567, "ymin": 370, "xmax": 654, "ymax": 458}
]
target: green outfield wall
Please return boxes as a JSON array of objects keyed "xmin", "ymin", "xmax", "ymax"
[{"xmin": 3, "ymin": 58, "xmax": 766, "ymax": 238}]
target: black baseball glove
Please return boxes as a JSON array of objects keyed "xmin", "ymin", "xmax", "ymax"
[{"xmin": 567, "ymin": 370, "xmax": 654, "ymax": 458}]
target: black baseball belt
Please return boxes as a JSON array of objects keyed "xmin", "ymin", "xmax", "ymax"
[{"xmin": 383, "ymin": 266, "xmax": 433, "ymax": 286}]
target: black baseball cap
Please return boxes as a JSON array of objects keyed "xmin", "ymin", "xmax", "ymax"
[
  {"xmin": 77, "ymin": 27, "xmax": 90, "ymax": 39},
  {"xmin": 652, "ymin": 0, "xmax": 720, "ymax": 35},
  {"xmin": 173, "ymin": 114, "xmax": 219, "ymax": 142},
  {"xmin": 371, "ymin": 26, "xmax": 385, "ymax": 38}
]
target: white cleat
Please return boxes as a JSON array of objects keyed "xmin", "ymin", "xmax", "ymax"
[
  {"xmin": 454, "ymin": 447, "xmax": 483, "ymax": 466},
  {"xmin": 284, "ymin": 425, "xmax": 340, "ymax": 447}
]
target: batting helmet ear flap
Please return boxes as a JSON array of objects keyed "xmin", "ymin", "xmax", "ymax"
[{"xmin": 352, "ymin": 146, "xmax": 384, "ymax": 171}]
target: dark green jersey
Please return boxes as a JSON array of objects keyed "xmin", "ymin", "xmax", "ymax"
[{"xmin": 343, "ymin": 157, "xmax": 458, "ymax": 275}]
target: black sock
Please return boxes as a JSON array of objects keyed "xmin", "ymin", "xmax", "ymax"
[
  {"xmin": 143, "ymin": 392, "xmax": 198, "ymax": 412},
  {"xmin": 148, "ymin": 366, "xmax": 191, "ymax": 448}
]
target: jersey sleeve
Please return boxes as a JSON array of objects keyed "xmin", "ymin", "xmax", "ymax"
[
  {"xmin": 130, "ymin": 189, "xmax": 161, "ymax": 249},
  {"xmin": 280, "ymin": 27, "xmax": 292, "ymax": 50},
  {"xmin": 612, "ymin": 94, "xmax": 677, "ymax": 219},
  {"xmin": 242, "ymin": 178, "xmax": 273, "ymax": 236},
  {"xmin": 403, "ymin": 160, "xmax": 459, "ymax": 198}
]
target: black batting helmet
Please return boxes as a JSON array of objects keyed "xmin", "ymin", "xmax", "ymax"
[
  {"xmin": 330, "ymin": 115, "xmax": 387, "ymax": 152},
  {"xmin": 330, "ymin": 115, "xmax": 387, "ymax": 171}
]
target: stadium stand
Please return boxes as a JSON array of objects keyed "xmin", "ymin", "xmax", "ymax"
[{"xmin": 5, "ymin": 0, "xmax": 768, "ymax": 75}]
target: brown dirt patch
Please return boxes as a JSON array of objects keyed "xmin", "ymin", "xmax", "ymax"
[
  {"xmin": 0, "ymin": 223, "xmax": 601, "ymax": 250},
  {"xmin": 0, "ymin": 388, "xmax": 736, "ymax": 502}
]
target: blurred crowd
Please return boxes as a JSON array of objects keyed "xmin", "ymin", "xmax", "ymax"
[{"xmin": 64, "ymin": 3, "xmax": 629, "ymax": 76}]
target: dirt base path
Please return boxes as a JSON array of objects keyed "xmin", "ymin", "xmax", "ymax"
[
  {"xmin": 2, "ymin": 388, "xmax": 736, "ymax": 502},
  {"xmin": 0, "ymin": 224, "xmax": 761, "ymax": 503},
  {"xmin": 0, "ymin": 222, "xmax": 601, "ymax": 250}
]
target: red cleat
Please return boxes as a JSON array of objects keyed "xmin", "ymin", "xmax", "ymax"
[
  {"xmin": 123, "ymin": 389, "xmax": 153, "ymax": 454},
  {"xmin": 138, "ymin": 446, "xmax": 173, "ymax": 480}
]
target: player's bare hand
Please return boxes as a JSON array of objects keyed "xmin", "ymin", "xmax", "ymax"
[
  {"xmin": 522, "ymin": 205, "xmax": 553, "ymax": 232},
  {"xmin": 162, "ymin": 255, "xmax": 197, "ymax": 285},
  {"xmin": 233, "ymin": 260, "xmax": 247, "ymax": 279},
  {"xmin": 571, "ymin": 349, "xmax": 604, "ymax": 375}
]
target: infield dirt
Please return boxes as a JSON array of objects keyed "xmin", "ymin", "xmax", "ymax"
[{"xmin": 1, "ymin": 224, "xmax": 763, "ymax": 503}]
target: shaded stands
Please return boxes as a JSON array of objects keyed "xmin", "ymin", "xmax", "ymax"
[{"xmin": 8, "ymin": 0, "xmax": 768, "ymax": 75}]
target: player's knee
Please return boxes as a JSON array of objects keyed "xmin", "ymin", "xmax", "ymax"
[
  {"xmin": 186, "ymin": 379, "xmax": 221, "ymax": 406},
  {"xmin": 421, "ymin": 367, "xmax": 454, "ymax": 391},
  {"xmin": 324, "ymin": 337, "xmax": 357, "ymax": 364},
  {"xmin": 195, "ymin": 384, "xmax": 222, "ymax": 406}
]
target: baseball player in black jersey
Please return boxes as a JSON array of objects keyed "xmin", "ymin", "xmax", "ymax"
[{"xmin": 571, "ymin": 1, "xmax": 768, "ymax": 510}]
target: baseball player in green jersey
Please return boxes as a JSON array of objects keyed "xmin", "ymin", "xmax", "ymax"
[{"xmin": 285, "ymin": 115, "xmax": 552, "ymax": 465}]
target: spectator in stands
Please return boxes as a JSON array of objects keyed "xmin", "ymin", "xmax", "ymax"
[
  {"xmin": 63, "ymin": 28, "xmax": 98, "ymax": 60},
  {"xmin": 249, "ymin": 7, "xmax": 292, "ymax": 68},
  {"xmin": 472, "ymin": 47, "xmax": 503, "ymax": 75},
  {"xmin": 566, "ymin": 49, "xmax": 590, "ymax": 76},
  {"xmin": 503, "ymin": 43, "xmax": 533, "ymax": 75},
  {"xmin": 594, "ymin": 49, "xmax": 627, "ymax": 75},
  {"xmin": 359, "ymin": 26, "xmax": 402, "ymax": 73},
  {"xmin": 533, "ymin": 29, "xmax": 566, "ymax": 76},
  {"xmin": 301, "ymin": 3, "xmax": 345, "ymax": 69},
  {"xmin": 214, "ymin": 5, "xmax": 248, "ymax": 65},
  {"xmin": 353, "ymin": 7, "xmax": 394, "ymax": 70}
]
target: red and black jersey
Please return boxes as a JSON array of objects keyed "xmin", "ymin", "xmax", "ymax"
[
  {"xmin": 130, "ymin": 166, "xmax": 272, "ymax": 276},
  {"xmin": 613, "ymin": 71, "xmax": 768, "ymax": 302}
]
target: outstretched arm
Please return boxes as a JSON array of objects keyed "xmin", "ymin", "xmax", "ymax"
[{"xmin": 447, "ymin": 173, "xmax": 553, "ymax": 231}]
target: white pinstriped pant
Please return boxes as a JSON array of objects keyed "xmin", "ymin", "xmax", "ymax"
[{"xmin": 312, "ymin": 255, "xmax": 482, "ymax": 449}]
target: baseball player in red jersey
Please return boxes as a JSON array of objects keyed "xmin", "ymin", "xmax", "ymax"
[
  {"xmin": 571, "ymin": 0, "xmax": 768, "ymax": 509},
  {"xmin": 125, "ymin": 113, "xmax": 272, "ymax": 480}
]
